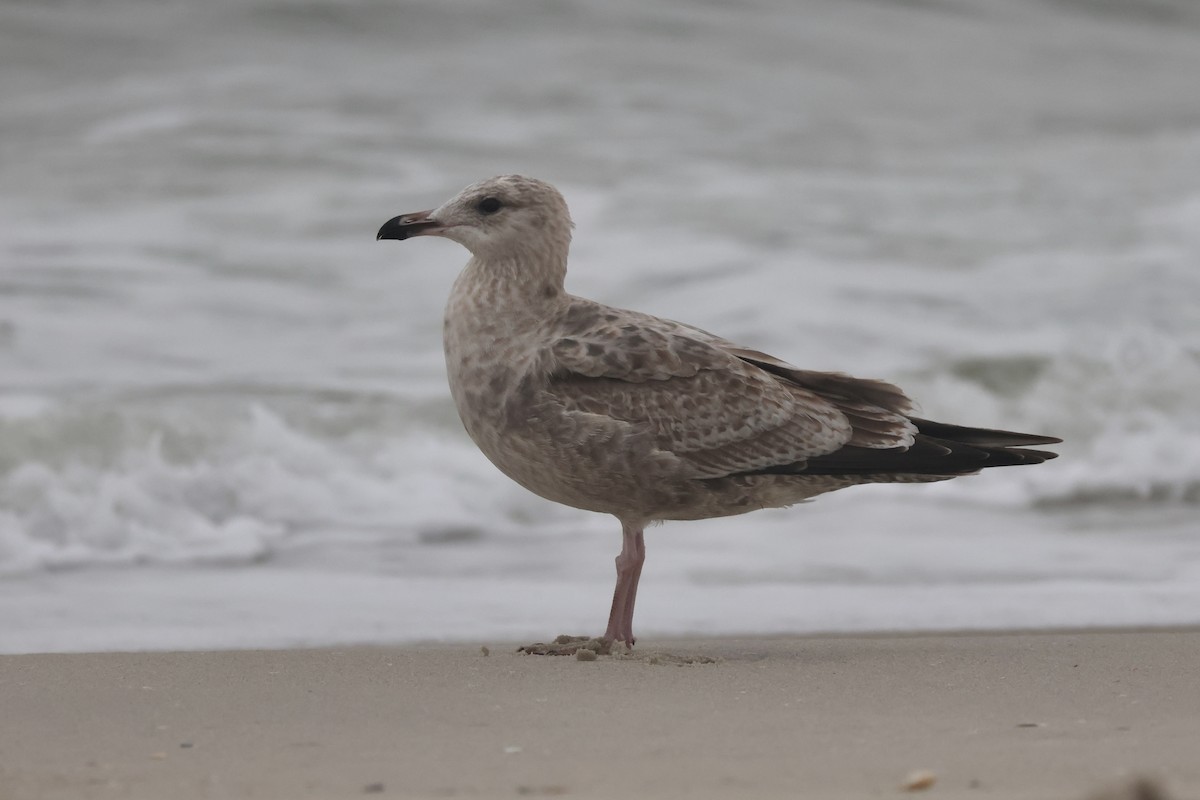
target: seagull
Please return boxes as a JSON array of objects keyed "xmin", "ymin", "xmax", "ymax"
[{"xmin": 377, "ymin": 175, "xmax": 1060, "ymax": 653}]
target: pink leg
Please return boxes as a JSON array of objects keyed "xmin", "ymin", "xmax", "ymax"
[{"xmin": 603, "ymin": 521, "xmax": 646, "ymax": 646}]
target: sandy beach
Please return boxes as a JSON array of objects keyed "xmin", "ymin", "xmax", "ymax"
[{"xmin": 1, "ymin": 629, "xmax": 1196, "ymax": 799}]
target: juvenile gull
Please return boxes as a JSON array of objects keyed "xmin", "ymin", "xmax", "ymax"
[{"xmin": 377, "ymin": 175, "xmax": 1060, "ymax": 652}]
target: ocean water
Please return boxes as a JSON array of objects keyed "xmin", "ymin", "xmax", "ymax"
[{"xmin": 2, "ymin": 0, "xmax": 1199, "ymax": 653}]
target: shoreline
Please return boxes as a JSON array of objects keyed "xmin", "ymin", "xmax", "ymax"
[{"xmin": 2, "ymin": 629, "xmax": 1197, "ymax": 799}]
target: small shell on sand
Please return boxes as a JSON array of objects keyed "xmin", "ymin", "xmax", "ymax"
[{"xmin": 901, "ymin": 769, "xmax": 937, "ymax": 791}]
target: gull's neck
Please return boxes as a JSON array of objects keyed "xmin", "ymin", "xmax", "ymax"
[
  {"xmin": 443, "ymin": 250, "xmax": 570, "ymax": 403},
  {"xmin": 451, "ymin": 251, "xmax": 568, "ymax": 313}
]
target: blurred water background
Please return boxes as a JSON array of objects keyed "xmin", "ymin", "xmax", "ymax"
[{"xmin": 2, "ymin": 0, "xmax": 1199, "ymax": 653}]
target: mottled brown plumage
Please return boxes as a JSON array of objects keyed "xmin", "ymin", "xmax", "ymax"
[{"xmin": 377, "ymin": 175, "xmax": 1061, "ymax": 650}]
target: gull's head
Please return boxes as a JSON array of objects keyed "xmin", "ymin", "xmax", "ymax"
[{"xmin": 377, "ymin": 175, "xmax": 573, "ymax": 263}]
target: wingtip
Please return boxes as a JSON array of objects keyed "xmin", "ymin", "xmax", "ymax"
[{"xmin": 910, "ymin": 418, "xmax": 1063, "ymax": 448}]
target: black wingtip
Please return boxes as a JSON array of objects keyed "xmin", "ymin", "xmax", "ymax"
[
  {"xmin": 911, "ymin": 418, "xmax": 1062, "ymax": 448},
  {"xmin": 738, "ymin": 423, "xmax": 1061, "ymax": 479}
]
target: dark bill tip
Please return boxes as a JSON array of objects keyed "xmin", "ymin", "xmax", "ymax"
[{"xmin": 376, "ymin": 210, "xmax": 439, "ymax": 241}]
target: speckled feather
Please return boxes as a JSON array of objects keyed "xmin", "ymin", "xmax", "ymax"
[{"xmin": 547, "ymin": 300, "xmax": 901, "ymax": 478}]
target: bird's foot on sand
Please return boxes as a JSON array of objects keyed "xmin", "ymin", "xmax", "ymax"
[{"xmin": 518, "ymin": 635, "xmax": 629, "ymax": 656}]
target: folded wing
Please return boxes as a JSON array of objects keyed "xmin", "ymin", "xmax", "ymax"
[
  {"xmin": 547, "ymin": 302, "xmax": 908, "ymax": 478},
  {"xmin": 545, "ymin": 299, "xmax": 1059, "ymax": 481}
]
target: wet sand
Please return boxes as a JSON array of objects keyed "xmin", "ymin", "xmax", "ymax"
[{"xmin": 1, "ymin": 630, "xmax": 1196, "ymax": 799}]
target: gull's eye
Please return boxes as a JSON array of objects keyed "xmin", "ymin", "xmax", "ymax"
[{"xmin": 476, "ymin": 196, "xmax": 502, "ymax": 214}]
